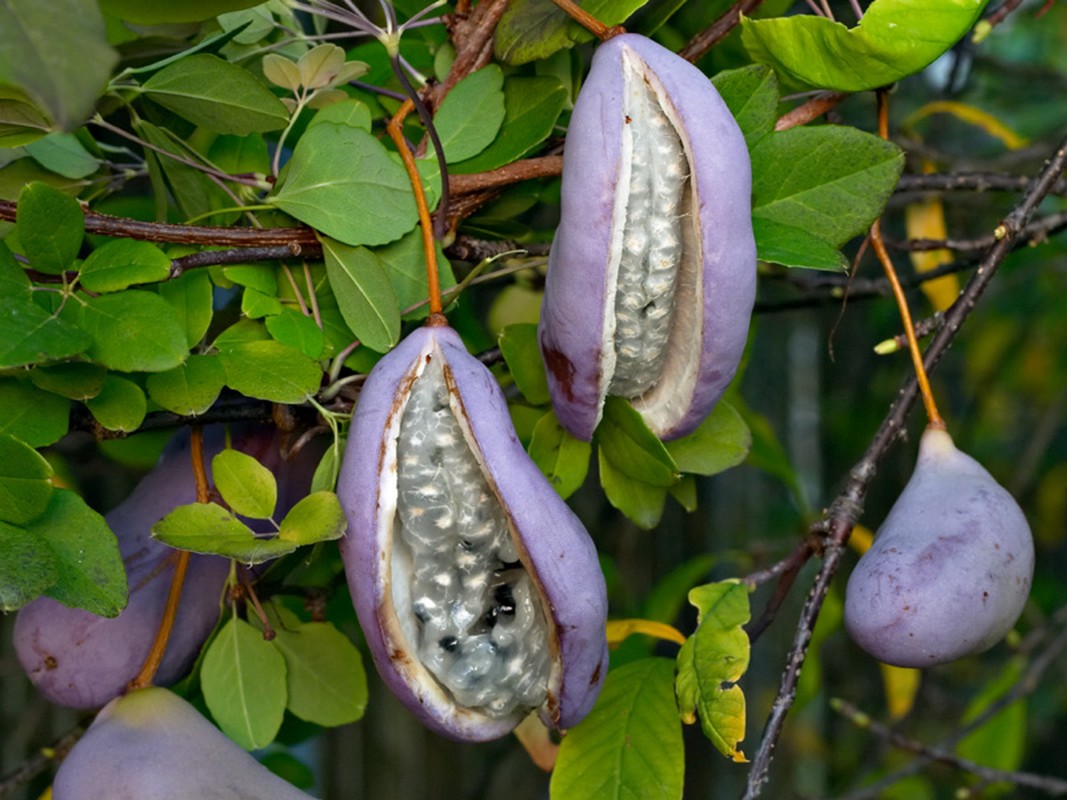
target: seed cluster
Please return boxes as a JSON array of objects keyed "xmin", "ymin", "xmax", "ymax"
[
  {"xmin": 394, "ymin": 354, "xmax": 550, "ymax": 717},
  {"xmin": 610, "ymin": 56, "xmax": 689, "ymax": 398}
]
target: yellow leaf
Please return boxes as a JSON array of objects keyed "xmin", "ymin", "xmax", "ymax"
[
  {"xmin": 905, "ymin": 196, "xmax": 959, "ymax": 312},
  {"xmin": 904, "ymin": 101, "xmax": 1028, "ymax": 151},
  {"xmin": 879, "ymin": 662, "xmax": 921, "ymax": 720},
  {"xmin": 848, "ymin": 523, "xmax": 874, "ymax": 555},
  {"xmin": 606, "ymin": 618, "xmax": 687, "ymax": 648}
]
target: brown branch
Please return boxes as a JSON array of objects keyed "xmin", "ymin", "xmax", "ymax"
[
  {"xmin": 741, "ymin": 132, "xmax": 1067, "ymax": 799},
  {"xmin": 775, "ymin": 92, "xmax": 850, "ymax": 131},
  {"xmin": 434, "ymin": 0, "xmax": 509, "ymax": 106},
  {"xmin": 680, "ymin": 0, "xmax": 768, "ymax": 63},
  {"xmin": 450, "ymin": 156, "xmax": 563, "ymax": 195},
  {"xmin": 896, "ymin": 171, "xmax": 1067, "ymax": 196}
]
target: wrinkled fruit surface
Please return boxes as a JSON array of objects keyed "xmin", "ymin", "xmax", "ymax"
[
  {"xmin": 338, "ymin": 323, "xmax": 609, "ymax": 741},
  {"xmin": 52, "ymin": 686, "xmax": 314, "ymax": 799},
  {"xmin": 845, "ymin": 427, "xmax": 1035, "ymax": 667},
  {"xmin": 14, "ymin": 425, "xmax": 314, "ymax": 709},
  {"xmin": 538, "ymin": 32, "xmax": 756, "ymax": 441}
]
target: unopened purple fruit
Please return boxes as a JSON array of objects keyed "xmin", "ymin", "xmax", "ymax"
[
  {"xmin": 539, "ymin": 33, "xmax": 756, "ymax": 441},
  {"xmin": 337, "ymin": 321, "xmax": 609, "ymax": 741},
  {"xmin": 52, "ymin": 687, "xmax": 314, "ymax": 799},
  {"xmin": 14, "ymin": 426, "xmax": 316, "ymax": 709},
  {"xmin": 844, "ymin": 427, "xmax": 1034, "ymax": 668}
]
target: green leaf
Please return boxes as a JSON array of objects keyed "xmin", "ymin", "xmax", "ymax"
[
  {"xmin": 0, "ymin": 297, "xmax": 90, "ymax": 368},
  {"xmin": 956, "ymin": 657, "xmax": 1027, "ymax": 772},
  {"xmin": 0, "ymin": 0, "xmax": 117, "ymax": 132},
  {"xmin": 278, "ymin": 491, "xmax": 346, "ymax": 545},
  {"xmin": 223, "ymin": 264, "xmax": 277, "ymax": 294},
  {"xmin": 595, "ymin": 396, "xmax": 678, "ymax": 486},
  {"xmin": 0, "ymin": 520, "xmax": 56, "ymax": 612},
  {"xmin": 711, "ymin": 65, "xmax": 780, "ymax": 149},
  {"xmin": 0, "ymin": 379, "xmax": 71, "ymax": 447},
  {"xmin": 675, "ymin": 580, "xmax": 751, "ymax": 762},
  {"xmin": 374, "ymin": 228, "xmax": 456, "ymax": 320},
  {"xmin": 216, "ymin": 340, "xmax": 321, "ymax": 403},
  {"xmin": 85, "ymin": 374, "xmax": 147, "ymax": 433},
  {"xmin": 159, "ymin": 270, "xmax": 214, "ymax": 348},
  {"xmin": 452, "ymin": 76, "xmax": 567, "ymax": 173},
  {"xmin": 495, "ymin": 0, "xmax": 648, "ymax": 64},
  {"xmin": 751, "ymin": 126, "xmax": 904, "ymax": 248},
  {"xmin": 432, "ymin": 66, "xmax": 506, "ymax": 163},
  {"xmin": 213, "ymin": 318, "xmax": 269, "ymax": 349},
  {"xmin": 99, "ymin": 0, "xmax": 265, "ymax": 24},
  {"xmin": 669, "ymin": 474, "xmax": 698, "ymax": 512},
  {"xmin": 29, "ymin": 363, "xmax": 105, "ymax": 401},
  {"xmin": 145, "ymin": 354, "xmax": 226, "ymax": 416},
  {"xmin": 0, "ymin": 241, "xmax": 31, "ymax": 300},
  {"xmin": 266, "ymin": 309, "xmax": 325, "ymax": 360},
  {"xmin": 141, "ymin": 54, "xmax": 289, "ymax": 135},
  {"xmin": 320, "ymin": 236, "xmax": 401, "ymax": 354},
  {"xmin": 17, "ymin": 181, "xmax": 84, "ymax": 274},
  {"xmin": 202, "ymin": 615, "xmax": 288, "ymax": 751},
  {"xmin": 24, "ymin": 132, "xmax": 100, "ymax": 179},
  {"xmin": 741, "ymin": 0, "xmax": 989, "ymax": 92},
  {"xmin": 78, "ymin": 290, "xmax": 188, "ymax": 372},
  {"xmin": 242, "ymin": 287, "xmax": 284, "ymax": 319},
  {"xmin": 664, "ymin": 402, "xmax": 752, "ymax": 477},
  {"xmin": 266, "ymin": 606, "xmax": 368, "ymax": 727},
  {"xmin": 498, "ymin": 323, "xmax": 550, "ymax": 406},
  {"xmin": 753, "ymin": 217, "xmax": 850, "ymax": 271},
  {"xmin": 310, "ymin": 439, "xmax": 341, "ymax": 493},
  {"xmin": 79, "ymin": 239, "xmax": 172, "ymax": 292},
  {"xmin": 212, "ymin": 449, "xmax": 278, "ymax": 520},
  {"xmin": 528, "ymin": 412, "xmax": 591, "ymax": 500},
  {"xmin": 29, "ymin": 489, "xmax": 127, "ymax": 616},
  {"xmin": 270, "ymin": 122, "xmax": 418, "ymax": 247},
  {"xmin": 598, "ymin": 448, "xmax": 669, "ymax": 530},
  {"xmin": 0, "ymin": 433, "xmax": 53, "ymax": 525},
  {"xmin": 152, "ymin": 502, "xmax": 298, "ymax": 564},
  {"xmin": 306, "ymin": 97, "xmax": 372, "ymax": 133},
  {"xmin": 550, "ymin": 658, "xmax": 684, "ymax": 800}
]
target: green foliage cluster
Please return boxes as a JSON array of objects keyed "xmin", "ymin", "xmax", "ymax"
[{"xmin": 2, "ymin": 0, "xmax": 1066, "ymax": 798}]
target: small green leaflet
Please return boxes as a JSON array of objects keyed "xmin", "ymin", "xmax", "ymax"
[
  {"xmin": 265, "ymin": 310, "xmax": 325, "ymax": 360},
  {"xmin": 212, "ymin": 449, "xmax": 278, "ymax": 520},
  {"xmin": 152, "ymin": 502, "xmax": 295, "ymax": 564},
  {"xmin": 597, "ymin": 448, "xmax": 669, "ymax": 530},
  {"xmin": 0, "ymin": 433, "xmax": 53, "ymax": 525},
  {"xmin": 159, "ymin": 266, "xmax": 214, "ymax": 348},
  {"xmin": 452, "ymin": 77, "xmax": 567, "ymax": 174},
  {"xmin": 270, "ymin": 121, "xmax": 419, "ymax": 247},
  {"xmin": 16, "ymin": 181, "xmax": 84, "ymax": 274},
  {"xmin": 432, "ymin": 66, "xmax": 506, "ymax": 163},
  {"xmin": 0, "ymin": 379, "xmax": 71, "ymax": 447},
  {"xmin": 742, "ymin": 0, "xmax": 989, "ymax": 92},
  {"xmin": 85, "ymin": 374, "xmax": 147, "ymax": 433},
  {"xmin": 141, "ymin": 54, "xmax": 289, "ymax": 135},
  {"xmin": 675, "ymin": 580, "xmax": 751, "ymax": 763},
  {"xmin": 528, "ymin": 413, "xmax": 590, "ymax": 500},
  {"xmin": 145, "ymin": 354, "xmax": 226, "ymax": 416},
  {"xmin": 24, "ymin": 132, "xmax": 100, "ymax": 179},
  {"xmin": 202, "ymin": 615, "xmax": 288, "ymax": 751},
  {"xmin": 550, "ymin": 658, "xmax": 684, "ymax": 800},
  {"xmin": 0, "ymin": 297, "xmax": 90, "ymax": 368},
  {"xmin": 711, "ymin": 65, "xmax": 780, "ymax": 150},
  {"xmin": 664, "ymin": 402, "xmax": 752, "ymax": 477},
  {"xmin": 264, "ymin": 605, "xmax": 368, "ymax": 727},
  {"xmin": 77, "ymin": 290, "xmax": 188, "ymax": 372},
  {"xmin": 78, "ymin": 239, "xmax": 171, "ymax": 293},
  {"xmin": 498, "ymin": 323, "xmax": 550, "ymax": 406},
  {"xmin": 216, "ymin": 340, "xmax": 322, "ymax": 404},
  {"xmin": 595, "ymin": 397, "xmax": 679, "ymax": 487},
  {"xmin": 277, "ymin": 491, "xmax": 346, "ymax": 545},
  {"xmin": 753, "ymin": 218, "xmax": 850, "ymax": 272},
  {"xmin": 30, "ymin": 362, "xmax": 106, "ymax": 401},
  {"xmin": 320, "ymin": 236, "xmax": 401, "ymax": 354}
]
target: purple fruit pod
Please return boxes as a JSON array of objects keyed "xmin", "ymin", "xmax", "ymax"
[
  {"xmin": 337, "ymin": 322, "xmax": 609, "ymax": 741},
  {"xmin": 539, "ymin": 33, "xmax": 756, "ymax": 441}
]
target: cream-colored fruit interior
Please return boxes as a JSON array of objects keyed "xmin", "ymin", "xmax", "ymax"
[
  {"xmin": 607, "ymin": 49, "xmax": 699, "ymax": 413},
  {"xmin": 390, "ymin": 351, "xmax": 551, "ymax": 718}
]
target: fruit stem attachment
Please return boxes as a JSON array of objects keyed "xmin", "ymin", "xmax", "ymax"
[
  {"xmin": 871, "ymin": 91, "xmax": 945, "ymax": 430},
  {"xmin": 128, "ymin": 426, "xmax": 207, "ymax": 691},
  {"xmin": 550, "ymin": 0, "xmax": 625, "ymax": 39},
  {"xmin": 386, "ymin": 98, "xmax": 443, "ymax": 316}
]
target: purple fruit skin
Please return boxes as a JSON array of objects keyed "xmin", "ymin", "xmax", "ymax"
[
  {"xmin": 338, "ymin": 324, "xmax": 609, "ymax": 741},
  {"xmin": 844, "ymin": 429, "xmax": 1035, "ymax": 668},
  {"xmin": 538, "ymin": 33, "xmax": 756, "ymax": 441},
  {"xmin": 52, "ymin": 687, "xmax": 314, "ymax": 799},
  {"xmin": 14, "ymin": 426, "xmax": 315, "ymax": 710}
]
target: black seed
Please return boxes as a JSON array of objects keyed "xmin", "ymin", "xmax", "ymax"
[
  {"xmin": 413, "ymin": 601, "xmax": 429, "ymax": 623},
  {"xmin": 497, "ymin": 559, "xmax": 521, "ymax": 571},
  {"xmin": 439, "ymin": 636, "xmax": 459, "ymax": 652},
  {"xmin": 494, "ymin": 584, "xmax": 516, "ymax": 615}
]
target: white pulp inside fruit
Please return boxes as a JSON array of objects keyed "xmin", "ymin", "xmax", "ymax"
[
  {"xmin": 391, "ymin": 353, "xmax": 551, "ymax": 718},
  {"xmin": 608, "ymin": 52, "xmax": 694, "ymax": 399}
]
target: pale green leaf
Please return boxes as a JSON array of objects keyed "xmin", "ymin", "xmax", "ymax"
[
  {"xmin": 664, "ymin": 402, "xmax": 752, "ymax": 477},
  {"xmin": 217, "ymin": 340, "xmax": 322, "ymax": 404},
  {"xmin": 213, "ymin": 449, "xmax": 278, "ymax": 520},
  {"xmin": 145, "ymin": 354, "xmax": 226, "ymax": 416},
  {"xmin": 595, "ymin": 397, "xmax": 679, "ymax": 486},
  {"xmin": 152, "ymin": 502, "xmax": 297, "ymax": 564},
  {"xmin": 711, "ymin": 65, "xmax": 780, "ymax": 149},
  {"xmin": 597, "ymin": 448, "xmax": 668, "ymax": 530},
  {"xmin": 277, "ymin": 491, "xmax": 346, "ymax": 545},
  {"xmin": 753, "ymin": 217, "xmax": 850, "ymax": 271},
  {"xmin": 499, "ymin": 323, "xmax": 550, "ymax": 406},
  {"xmin": 85, "ymin": 374, "xmax": 147, "ymax": 433},
  {"xmin": 527, "ymin": 413, "xmax": 591, "ymax": 500},
  {"xmin": 24, "ymin": 132, "xmax": 99, "ymax": 179},
  {"xmin": 265, "ymin": 309, "xmax": 325, "ymax": 360}
]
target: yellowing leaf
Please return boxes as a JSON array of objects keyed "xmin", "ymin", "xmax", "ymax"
[
  {"xmin": 904, "ymin": 101, "xmax": 1028, "ymax": 151},
  {"xmin": 879, "ymin": 662, "xmax": 921, "ymax": 720},
  {"xmin": 675, "ymin": 580, "xmax": 750, "ymax": 762},
  {"xmin": 606, "ymin": 618, "xmax": 687, "ymax": 648},
  {"xmin": 848, "ymin": 523, "xmax": 875, "ymax": 555},
  {"xmin": 905, "ymin": 195, "xmax": 959, "ymax": 312}
]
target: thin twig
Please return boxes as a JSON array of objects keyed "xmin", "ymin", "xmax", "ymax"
[
  {"xmin": 680, "ymin": 0, "xmax": 768, "ymax": 63},
  {"xmin": 0, "ymin": 725, "xmax": 86, "ymax": 798},
  {"xmin": 741, "ymin": 133, "xmax": 1067, "ymax": 799}
]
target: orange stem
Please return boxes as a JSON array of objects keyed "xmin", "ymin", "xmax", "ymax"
[
  {"xmin": 549, "ymin": 0, "xmax": 623, "ymax": 39},
  {"xmin": 387, "ymin": 99, "xmax": 443, "ymax": 317},
  {"xmin": 128, "ymin": 427, "xmax": 208, "ymax": 690},
  {"xmin": 871, "ymin": 91, "xmax": 945, "ymax": 430}
]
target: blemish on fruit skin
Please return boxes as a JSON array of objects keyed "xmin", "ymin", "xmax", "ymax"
[
  {"xmin": 541, "ymin": 346, "xmax": 576, "ymax": 402},
  {"xmin": 44, "ymin": 655, "xmax": 58, "ymax": 670}
]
